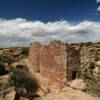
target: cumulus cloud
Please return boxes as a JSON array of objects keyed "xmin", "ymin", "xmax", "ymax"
[
  {"xmin": 0, "ymin": 18, "xmax": 100, "ymax": 47},
  {"xmin": 97, "ymin": 6, "xmax": 100, "ymax": 11},
  {"xmin": 96, "ymin": 0, "xmax": 100, "ymax": 2},
  {"xmin": 96, "ymin": 0, "xmax": 100, "ymax": 11}
]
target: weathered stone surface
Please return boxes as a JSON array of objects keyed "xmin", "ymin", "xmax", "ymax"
[
  {"xmin": 69, "ymin": 79, "xmax": 86, "ymax": 90},
  {"xmin": 36, "ymin": 88, "xmax": 46, "ymax": 96},
  {"xmin": 35, "ymin": 86, "xmax": 100, "ymax": 100},
  {"xmin": 0, "ymin": 75, "xmax": 10, "ymax": 84},
  {"xmin": 29, "ymin": 42, "xmax": 41, "ymax": 72},
  {"xmin": 0, "ymin": 87, "xmax": 15, "ymax": 100},
  {"xmin": 80, "ymin": 44, "xmax": 100, "ymax": 70},
  {"xmin": 39, "ymin": 41, "xmax": 67, "ymax": 82},
  {"xmin": 4, "ymin": 90, "xmax": 16, "ymax": 100}
]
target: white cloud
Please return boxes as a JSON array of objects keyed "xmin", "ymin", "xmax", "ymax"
[
  {"xmin": 96, "ymin": 0, "xmax": 100, "ymax": 2},
  {"xmin": 0, "ymin": 18, "xmax": 100, "ymax": 47},
  {"xmin": 97, "ymin": 6, "xmax": 100, "ymax": 11}
]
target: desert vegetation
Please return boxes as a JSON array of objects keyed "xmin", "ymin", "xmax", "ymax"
[
  {"xmin": 10, "ymin": 68, "xmax": 40, "ymax": 100},
  {"xmin": 0, "ymin": 42, "xmax": 100, "ymax": 100},
  {"xmin": 82, "ymin": 62, "xmax": 100, "ymax": 97},
  {"xmin": 0, "ymin": 63, "xmax": 8, "ymax": 75}
]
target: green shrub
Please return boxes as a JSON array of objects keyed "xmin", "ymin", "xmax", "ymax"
[
  {"xmin": 21, "ymin": 48, "xmax": 29, "ymax": 57},
  {"xmin": 0, "ymin": 63, "xmax": 8, "ymax": 75},
  {"xmin": 0, "ymin": 55, "xmax": 17, "ymax": 63},
  {"xmin": 85, "ymin": 42, "xmax": 92, "ymax": 46},
  {"xmin": 80, "ymin": 43, "xmax": 85, "ymax": 47},
  {"xmin": 10, "ymin": 68, "xmax": 40, "ymax": 98},
  {"xmin": 95, "ymin": 56, "xmax": 100, "ymax": 61},
  {"xmin": 82, "ymin": 65, "xmax": 100, "ymax": 97},
  {"xmin": 87, "ymin": 82, "xmax": 100, "ymax": 97},
  {"xmin": 83, "ymin": 72, "xmax": 93, "ymax": 80},
  {"xmin": 0, "ymin": 83, "xmax": 11, "ymax": 91},
  {"xmin": 89, "ymin": 62, "xmax": 95, "ymax": 69}
]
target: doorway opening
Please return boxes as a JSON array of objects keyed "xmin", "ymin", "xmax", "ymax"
[{"xmin": 72, "ymin": 71, "xmax": 77, "ymax": 80}]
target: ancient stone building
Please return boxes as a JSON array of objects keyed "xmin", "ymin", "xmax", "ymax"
[
  {"xmin": 29, "ymin": 41, "xmax": 100, "ymax": 84},
  {"xmin": 29, "ymin": 40, "xmax": 81, "ymax": 82}
]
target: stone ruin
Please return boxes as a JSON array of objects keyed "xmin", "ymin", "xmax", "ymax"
[
  {"xmin": 29, "ymin": 41, "xmax": 100, "ymax": 84},
  {"xmin": 29, "ymin": 40, "xmax": 81, "ymax": 83}
]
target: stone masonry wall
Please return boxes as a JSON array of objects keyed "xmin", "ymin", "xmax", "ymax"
[
  {"xmin": 29, "ymin": 41, "xmax": 82, "ymax": 82},
  {"xmin": 39, "ymin": 45, "xmax": 51, "ymax": 78},
  {"xmin": 29, "ymin": 42, "xmax": 41, "ymax": 72},
  {"xmin": 39, "ymin": 41, "xmax": 67, "ymax": 82}
]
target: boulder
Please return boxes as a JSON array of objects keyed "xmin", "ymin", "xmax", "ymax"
[
  {"xmin": 93, "ymin": 61, "xmax": 100, "ymax": 77},
  {"xmin": 4, "ymin": 89, "xmax": 16, "ymax": 100},
  {"xmin": 36, "ymin": 88, "xmax": 46, "ymax": 97},
  {"xmin": 69, "ymin": 79, "xmax": 86, "ymax": 90}
]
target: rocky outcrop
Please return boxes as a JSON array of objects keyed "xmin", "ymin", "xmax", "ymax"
[
  {"xmin": 93, "ymin": 61, "xmax": 100, "ymax": 77},
  {"xmin": 0, "ymin": 48, "xmax": 23, "ymax": 56},
  {"xmin": 0, "ymin": 47, "xmax": 29, "ymax": 73},
  {"xmin": 0, "ymin": 87, "xmax": 15, "ymax": 100},
  {"xmin": 35, "ymin": 86, "xmax": 100, "ymax": 100},
  {"xmin": 0, "ymin": 75, "xmax": 10, "ymax": 84},
  {"xmin": 80, "ymin": 44, "xmax": 100, "ymax": 72}
]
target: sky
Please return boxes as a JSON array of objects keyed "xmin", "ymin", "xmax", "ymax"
[{"xmin": 0, "ymin": 0, "xmax": 100, "ymax": 47}]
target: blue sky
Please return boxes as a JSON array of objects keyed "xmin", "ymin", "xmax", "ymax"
[
  {"xmin": 0, "ymin": 0, "xmax": 99, "ymax": 21},
  {"xmin": 0, "ymin": 0, "xmax": 100, "ymax": 47}
]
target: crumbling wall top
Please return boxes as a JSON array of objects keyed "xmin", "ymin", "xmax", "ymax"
[{"xmin": 30, "ymin": 42, "xmax": 41, "ymax": 47}]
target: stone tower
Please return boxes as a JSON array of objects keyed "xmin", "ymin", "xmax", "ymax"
[
  {"xmin": 29, "ymin": 40, "xmax": 81, "ymax": 82},
  {"xmin": 29, "ymin": 42, "xmax": 41, "ymax": 72}
]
